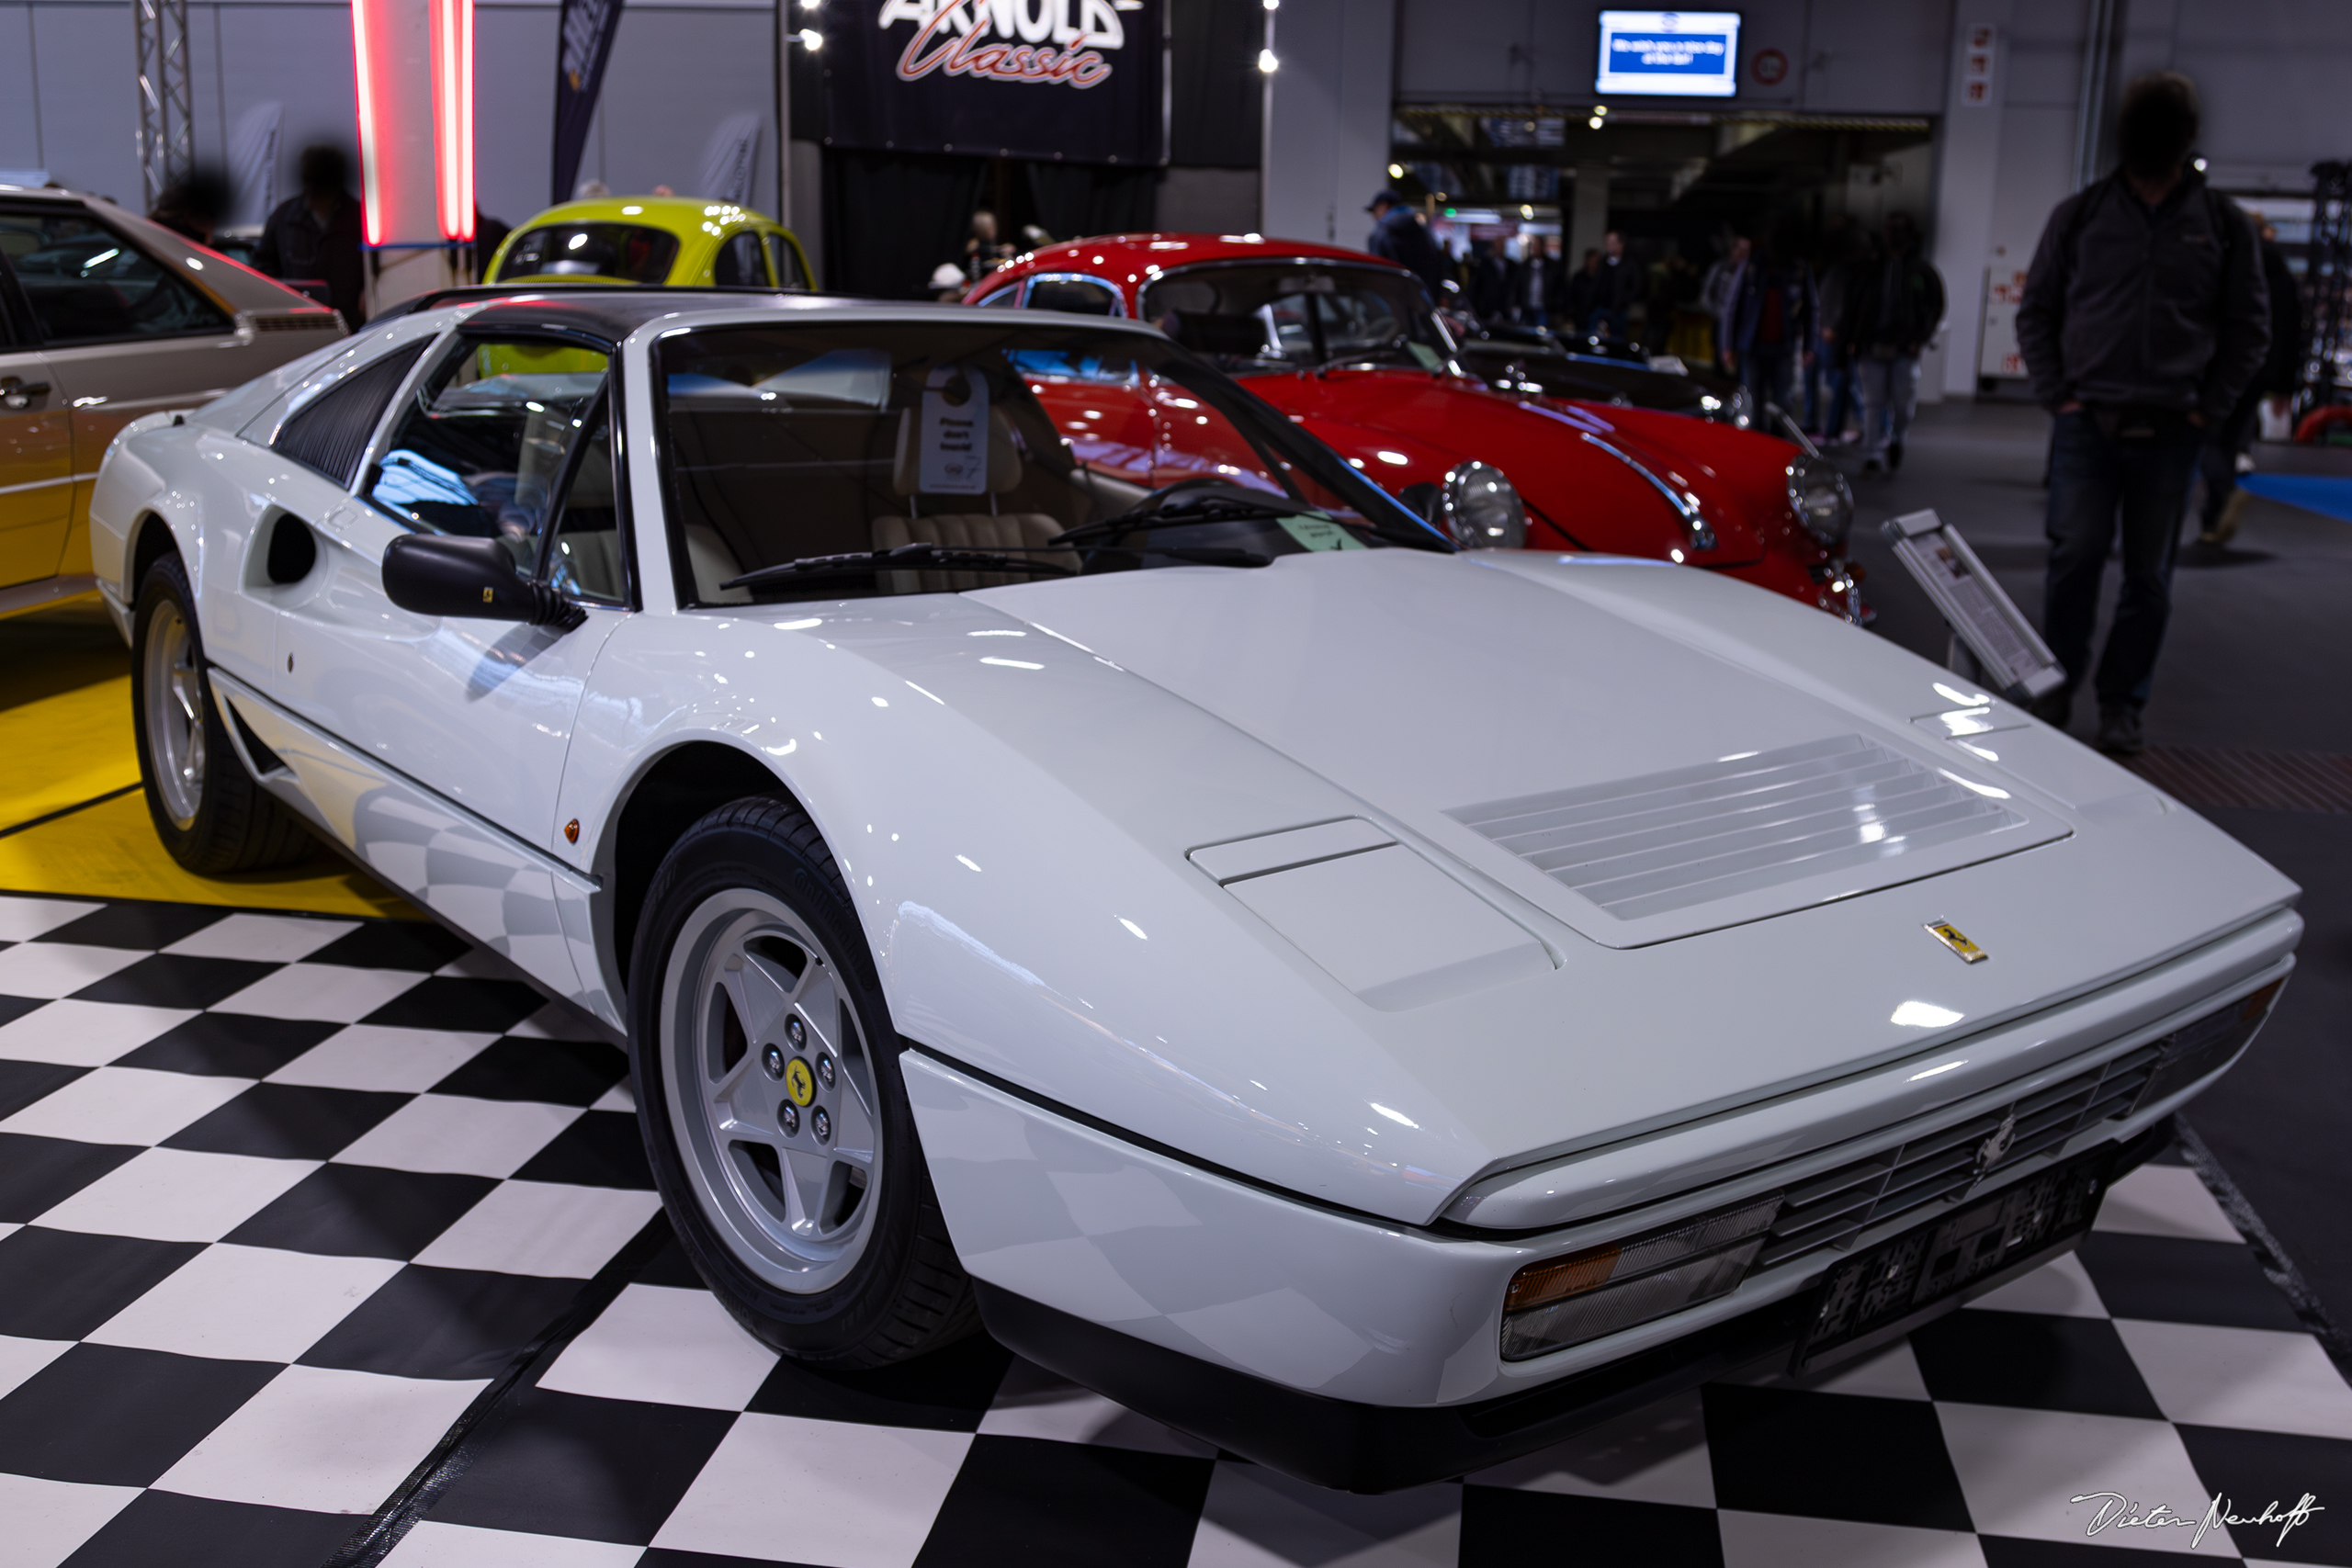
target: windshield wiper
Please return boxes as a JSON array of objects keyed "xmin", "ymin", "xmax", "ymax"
[
  {"xmin": 1052, "ymin": 492, "xmax": 1327, "ymax": 546},
  {"xmin": 721, "ymin": 539, "xmax": 1267, "ymax": 592}
]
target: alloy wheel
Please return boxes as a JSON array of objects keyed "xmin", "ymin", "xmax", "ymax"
[
  {"xmin": 141, "ymin": 598, "xmax": 207, "ymax": 830},
  {"xmin": 662, "ymin": 888, "xmax": 884, "ymax": 1294}
]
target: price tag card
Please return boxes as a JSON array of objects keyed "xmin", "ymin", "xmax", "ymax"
[
  {"xmin": 1277, "ymin": 513, "xmax": 1367, "ymax": 551},
  {"xmin": 919, "ymin": 366, "xmax": 989, "ymax": 494}
]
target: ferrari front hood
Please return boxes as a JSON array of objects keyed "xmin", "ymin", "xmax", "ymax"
[{"xmin": 978, "ymin": 548, "xmax": 2064, "ymax": 950}]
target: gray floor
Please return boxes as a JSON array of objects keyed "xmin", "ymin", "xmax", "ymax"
[{"xmin": 1838, "ymin": 398, "xmax": 2352, "ymax": 1337}]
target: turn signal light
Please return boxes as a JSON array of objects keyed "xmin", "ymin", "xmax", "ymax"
[{"xmin": 1500, "ymin": 1192, "xmax": 1781, "ymax": 1361}]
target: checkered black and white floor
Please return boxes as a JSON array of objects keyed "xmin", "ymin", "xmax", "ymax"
[{"xmin": 3, "ymin": 893, "xmax": 2348, "ymax": 1568}]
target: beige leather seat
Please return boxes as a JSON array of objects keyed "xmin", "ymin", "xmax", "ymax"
[{"xmin": 872, "ymin": 409, "xmax": 1077, "ymax": 592}]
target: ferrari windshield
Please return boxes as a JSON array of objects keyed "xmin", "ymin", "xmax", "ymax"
[
  {"xmin": 659, "ymin": 320, "xmax": 1442, "ymax": 606},
  {"xmin": 1136, "ymin": 263, "xmax": 1453, "ymax": 375}
]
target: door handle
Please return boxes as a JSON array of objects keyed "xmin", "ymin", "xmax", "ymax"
[{"xmin": 0, "ymin": 377, "xmax": 51, "ymax": 410}]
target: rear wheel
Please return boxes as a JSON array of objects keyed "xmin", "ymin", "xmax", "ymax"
[
  {"xmin": 630, "ymin": 795, "xmax": 978, "ymax": 1367},
  {"xmin": 130, "ymin": 553, "xmax": 309, "ymax": 874}
]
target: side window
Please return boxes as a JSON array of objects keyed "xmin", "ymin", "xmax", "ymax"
[
  {"xmin": 1025, "ymin": 276, "xmax": 1120, "ymax": 316},
  {"xmin": 0, "ymin": 208, "xmax": 230, "ymax": 345},
  {"xmin": 364, "ymin": 336, "xmax": 611, "ymax": 571},
  {"xmin": 545, "ymin": 403, "xmax": 627, "ymax": 605},
  {"xmin": 974, "ymin": 286, "xmax": 1021, "ymax": 309},
  {"xmin": 714, "ymin": 232, "xmax": 767, "ymax": 288},
  {"xmin": 763, "ymin": 232, "xmax": 808, "ymax": 290},
  {"xmin": 273, "ymin": 342, "xmax": 429, "ymax": 488}
]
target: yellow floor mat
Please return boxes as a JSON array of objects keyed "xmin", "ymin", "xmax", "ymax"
[{"xmin": 0, "ymin": 602, "xmax": 420, "ymax": 918}]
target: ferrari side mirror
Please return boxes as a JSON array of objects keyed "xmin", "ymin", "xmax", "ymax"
[{"xmin": 382, "ymin": 534, "xmax": 584, "ymax": 630}]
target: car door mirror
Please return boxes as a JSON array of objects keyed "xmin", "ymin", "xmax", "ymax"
[{"xmin": 381, "ymin": 534, "xmax": 584, "ymax": 630}]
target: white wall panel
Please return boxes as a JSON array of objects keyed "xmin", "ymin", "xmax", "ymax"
[
  {"xmin": 475, "ymin": 4, "xmax": 560, "ymax": 224},
  {"xmin": 1261, "ymin": 0, "xmax": 1394, "ymax": 248},
  {"xmin": 586, "ymin": 6, "xmax": 775, "ymax": 209},
  {"xmin": 1799, "ymin": 0, "xmax": 1953, "ymax": 114},
  {"xmin": 0, "ymin": 6, "xmax": 45, "ymax": 175},
  {"xmin": 29, "ymin": 2, "xmax": 140, "ymax": 205}
]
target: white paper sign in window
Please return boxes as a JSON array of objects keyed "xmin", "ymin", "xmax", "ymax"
[{"xmin": 919, "ymin": 365, "xmax": 989, "ymax": 494}]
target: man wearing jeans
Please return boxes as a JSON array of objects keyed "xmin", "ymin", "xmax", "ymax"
[
  {"xmin": 1840, "ymin": 213, "xmax": 1944, "ymax": 474},
  {"xmin": 2016, "ymin": 73, "xmax": 2268, "ymax": 755}
]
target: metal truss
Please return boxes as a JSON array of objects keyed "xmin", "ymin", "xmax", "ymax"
[
  {"xmin": 134, "ymin": 0, "xmax": 196, "ymax": 210},
  {"xmin": 2300, "ymin": 161, "xmax": 2352, "ymax": 414}
]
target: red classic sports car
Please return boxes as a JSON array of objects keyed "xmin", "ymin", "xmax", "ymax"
[{"xmin": 967, "ymin": 233, "xmax": 1861, "ymax": 618}]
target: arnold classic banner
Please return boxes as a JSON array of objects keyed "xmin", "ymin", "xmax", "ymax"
[{"xmin": 823, "ymin": 0, "xmax": 1167, "ymax": 165}]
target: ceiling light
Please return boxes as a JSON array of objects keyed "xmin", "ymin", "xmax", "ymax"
[
  {"xmin": 1258, "ymin": 47, "xmax": 1278, "ymax": 72},
  {"xmin": 1387, "ymin": 163, "xmax": 1405, "ymax": 179}
]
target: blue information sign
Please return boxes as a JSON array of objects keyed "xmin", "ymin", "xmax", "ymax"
[{"xmin": 1596, "ymin": 10, "xmax": 1742, "ymax": 97}]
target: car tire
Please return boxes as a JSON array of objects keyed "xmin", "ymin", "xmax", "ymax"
[
  {"xmin": 130, "ymin": 552, "xmax": 311, "ymax": 875},
  {"xmin": 630, "ymin": 794, "xmax": 979, "ymax": 1368}
]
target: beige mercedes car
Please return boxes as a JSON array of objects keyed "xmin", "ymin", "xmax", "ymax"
[{"xmin": 1, "ymin": 185, "xmax": 345, "ymax": 618}]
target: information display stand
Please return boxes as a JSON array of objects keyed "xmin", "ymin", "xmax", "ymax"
[{"xmin": 1881, "ymin": 509, "xmax": 2067, "ymax": 702}]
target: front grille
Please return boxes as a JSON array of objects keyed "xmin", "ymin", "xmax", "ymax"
[
  {"xmin": 1753, "ymin": 984, "xmax": 2278, "ymax": 1271},
  {"xmin": 1449, "ymin": 734, "xmax": 2024, "ymax": 920}
]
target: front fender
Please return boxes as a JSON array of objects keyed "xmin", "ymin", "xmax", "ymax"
[{"xmin": 553, "ymin": 596, "xmax": 1528, "ymax": 1226}]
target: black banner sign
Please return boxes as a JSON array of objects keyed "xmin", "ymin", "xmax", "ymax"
[
  {"xmin": 824, "ymin": 0, "xmax": 1166, "ymax": 166},
  {"xmin": 552, "ymin": 0, "xmax": 628, "ymax": 205}
]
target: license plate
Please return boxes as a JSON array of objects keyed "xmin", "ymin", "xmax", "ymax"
[{"xmin": 1794, "ymin": 1157, "xmax": 2107, "ymax": 1369}]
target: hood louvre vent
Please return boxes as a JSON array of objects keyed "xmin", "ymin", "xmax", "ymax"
[{"xmin": 1450, "ymin": 735, "xmax": 2025, "ymax": 920}]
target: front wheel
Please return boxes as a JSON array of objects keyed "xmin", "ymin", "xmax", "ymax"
[
  {"xmin": 629, "ymin": 795, "xmax": 978, "ymax": 1367},
  {"xmin": 130, "ymin": 553, "xmax": 310, "ymax": 874}
]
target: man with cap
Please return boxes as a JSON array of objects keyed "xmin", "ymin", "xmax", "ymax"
[{"xmin": 1366, "ymin": 191, "xmax": 1453, "ymax": 303}]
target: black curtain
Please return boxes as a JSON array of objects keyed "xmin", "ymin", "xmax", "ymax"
[
  {"xmin": 1024, "ymin": 164, "xmax": 1161, "ymax": 246},
  {"xmin": 822, "ymin": 150, "xmax": 987, "ymax": 300},
  {"xmin": 1170, "ymin": 0, "xmax": 1263, "ymax": 168}
]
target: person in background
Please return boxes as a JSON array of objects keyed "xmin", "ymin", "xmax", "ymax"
[
  {"xmin": 2016, "ymin": 72, "xmax": 2267, "ymax": 754},
  {"xmin": 150, "ymin": 172, "xmax": 227, "ymax": 247},
  {"xmin": 1506, "ymin": 234, "xmax": 1563, "ymax": 331},
  {"xmin": 1729, "ymin": 230, "xmax": 1815, "ymax": 418},
  {"xmin": 1586, "ymin": 230, "xmax": 1639, "ymax": 339},
  {"xmin": 471, "ymin": 208, "xmax": 512, "ymax": 283},
  {"xmin": 1365, "ymin": 190, "xmax": 1453, "ymax": 303},
  {"xmin": 1464, "ymin": 239, "xmax": 1511, "ymax": 324},
  {"xmin": 1841, "ymin": 211, "xmax": 1945, "ymax": 473},
  {"xmin": 964, "ymin": 209, "xmax": 1013, "ymax": 282},
  {"xmin": 1812, "ymin": 218, "xmax": 1866, "ymax": 444},
  {"xmin": 254, "ymin": 144, "xmax": 367, "ymax": 329},
  {"xmin": 1563, "ymin": 249, "xmax": 1602, "ymax": 340},
  {"xmin": 2198, "ymin": 218, "xmax": 2301, "ymax": 545},
  {"xmin": 1700, "ymin": 234, "xmax": 1749, "ymax": 371}
]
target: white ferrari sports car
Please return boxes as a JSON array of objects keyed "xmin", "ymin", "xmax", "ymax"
[{"xmin": 88, "ymin": 288, "xmax": 2299, "ymax": 1490}]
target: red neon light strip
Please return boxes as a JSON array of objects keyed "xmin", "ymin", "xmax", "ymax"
[
  {"xmin": 431, "ymin": 0, "xmax": 474, "ymax": 240},
  {"xmin": 350, "ymin": 0, "xmax": 384, "ymax": 245}
]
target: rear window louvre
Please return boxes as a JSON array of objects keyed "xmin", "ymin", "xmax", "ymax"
[{"xmin": 274, "ymin": 342, "xmax": 427, "ymax": 489}]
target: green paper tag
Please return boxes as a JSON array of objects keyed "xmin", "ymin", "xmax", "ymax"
[
  {"xmin": 1276, "ymin": 513, "xmax": 1367, "ymax": 551},
  {"xmin": 1407, "ymin": 342, "xmax": 1444, "ymax": 370}
]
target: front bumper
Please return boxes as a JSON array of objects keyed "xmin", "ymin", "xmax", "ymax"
[
  {"xmin": 903, "ymin": 932, "xmax": 2288, "ymax": 1491},
  {"xmin": 973, "ymin": 1120, "xmax": 2174, "ymax": 1493}
]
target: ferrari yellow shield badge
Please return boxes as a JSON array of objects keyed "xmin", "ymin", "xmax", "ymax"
[
  {"xmin": 1925, "ymin": 921, "xmax": 1988, "ymax": 964},
  {"xmin": 784, "ymin": 1056, "xmax": 816, "ymax": 1107}
]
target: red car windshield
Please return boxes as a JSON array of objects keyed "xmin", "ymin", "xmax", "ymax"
[{"xmin": 1136, "ymin": 263, "xmax": 1453, "ymax": 376}]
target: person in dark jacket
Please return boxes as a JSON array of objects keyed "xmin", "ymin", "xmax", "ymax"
[
  {"xmin": 1729, "ymin": 232, "xmax": 1815, "ymax": 417},
  {"xmin": 1505, "ymin": 235, "xmax": 1565, "ymax": 330},
  {"xmin": 1464, "ymin": 240, "xmax": 1511, "ymax": 323},
  {"xmin": 253, "ymin": 144, "xmax": 367, "ymax": 329},
  {"xmin": 1585, "ymin": 231, "xmax": 1641, "ymax": 339},
  {"xmin": 1364, "ymin": 192, "xmax": 1453, "ymax": 303},
  {"xmin": 1563, "ymin": 249, "xmax": 1602, "ymax": 336},
  {"xmin": 1838, "ymin": 211, "xmax": 1945, "ymax": 472},
  {"xmin": 2015, "ymin": 73, "xmax": 2268, "ymax": 753},
  {"xmin": 2196, "ymin": 220, "xmax": 2301, "ymax": 545}
]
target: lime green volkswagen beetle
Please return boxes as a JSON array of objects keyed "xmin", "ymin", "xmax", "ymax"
[{"xmin": 485, "ymin": 196, "xmax": 814, "ymax": 289}]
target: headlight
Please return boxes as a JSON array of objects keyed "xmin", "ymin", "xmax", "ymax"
[
  {"xmin": 1787, "ymin": 454, "xmax": 1854, "ymax": 549},
  {"xmin": 1500, "ymin": 1193, "xmax": 1781, "ymax": 1361},
  {"xmin": 1442, "ymin": 461, "xmax": 1526, "ymax": 549}
]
